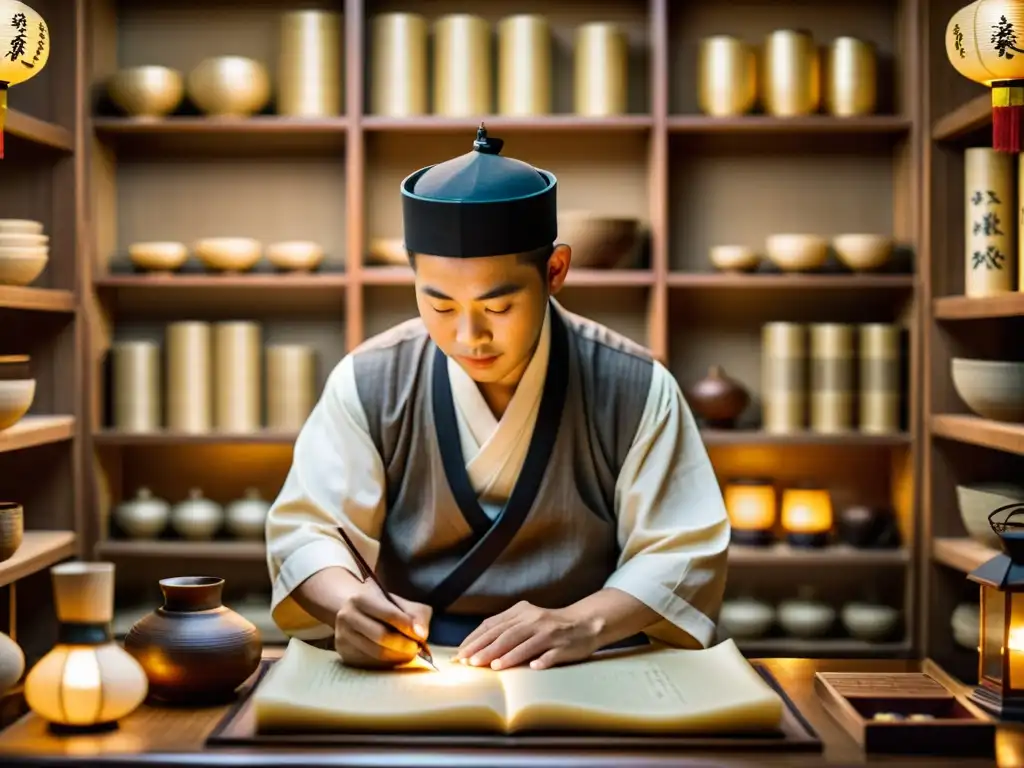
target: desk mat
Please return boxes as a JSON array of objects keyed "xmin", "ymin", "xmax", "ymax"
[{"xmin": 205, "ymin": 660, "xmax": 822, "ymax": 752}]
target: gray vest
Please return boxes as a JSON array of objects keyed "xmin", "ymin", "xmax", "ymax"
[{"xmin": 351, "ymin": 302, "xmax": 653, "ymax": 624}]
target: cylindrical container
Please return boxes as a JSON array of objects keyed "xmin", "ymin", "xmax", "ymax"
[
  {"xmin": 213, "ymin": 322, "xmax": 261, "ymax": 433},
  {"xmin": 370, "ymin": 13, "xmax": 428, "ymax": 116},
  {"xmin": 762, "ymin": 29, "xmax": 820, "ymax": 117},
  {"xmin": 278, "ymin": 11, "xmax": 343, "ymax": 117},
  {"xmin": 574, "ymin": 22, "xmax": 628, "ymax": 116},
  {"xmin": 498, "ymin": 15, "xmax": 550, "ymax": 116},
  {"xmin": 698, "ymin": 35, "xmax": 757, "ymax": 117},
  {"xmin": 112, "ymin": 341, "xmax": 161, "ymax": 433},
  {"xmin": 266, "ymin": 344, "xmax": 317, "ymax": 431},
  {"xmin": 965, "ymin": 148, "xmax": 1015, "ymax": 296},
  {"xmin": 433, "ymin": 14, "xmax": 491, "ymax": 117},
  {"xmin": 1018, "ymin": 155, "xmax": 1024, "ymax": 293},
  {"xmin": 166, "ymin": 322, "xmax": 211, "ymax": 434},
  {"xmin": 858, "ymin": 324, "xmax": 901, "ymax": 434},
  {"xmin": 761, "ymin": 322, "xmax": 806, "ymax": 434},
  {"xmin": 809, "ymin": 324, "xmax": 855, "ymax": 433},
  {"xmin": 825, "ymin": 37, "xmax": 876, "ymax": 117}
]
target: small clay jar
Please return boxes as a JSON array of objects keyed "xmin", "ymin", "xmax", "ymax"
[
  {"xmin": 123, "ymin": 576, "xmax": 262, "ymax": 704},
  {"xmin": 0, "ymin": 502, "xmax": 23, "ymax": 562},
  {"xmin": 685, "ymin": 365, "xmax": 750, "ymax": 428},
  {"xmin": 837, "ymin": 505, "xmax": 900, "ymax": 549}
]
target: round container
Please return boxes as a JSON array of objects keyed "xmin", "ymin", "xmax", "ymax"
[
  {"xmin": 698, "ymin": 35, "xmax": 757, "ymax": 117},
  {"xmin": 113, "ymin": 340, "xmax": 161, "ymax": 433},
  {"xmin": 762, "ymin": 29, "xmax": 820, "ymax": 117},
  {"xmin": 574, "ymin": 22, "xmax": 628, "ymax": 116},
  {"xmin": 825, "ymin": 37, "xmax": 876, "ymax": 116},
  {"xmin": 166, "ymin": 322, "xmax": 212, "ymax": 434},
  {"xmin": 964, "ymin": 148, "xmax": 1015, "ymax": 297},
  {"xmin": 433, "ymin": 14, "xmax": 491, "ymax": 117},
  {"xmin": 278, "ymin": 11, "xmax": 342, "ymax": 117},
  {"xmin": 369, "ymin": 13, "xmax": 428, "ymax": 116},
  {"xmin": 213, "ymin": 322, "xmax": 261, "ymax": 433},
  {"xmin": 498, "ymin": 15, "xmax": 551, "ymax": 116}
]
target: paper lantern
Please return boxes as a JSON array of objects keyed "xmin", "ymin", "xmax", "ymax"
[
  {"xmin": 24, "ymin": 562, "xmax": 148, "ymax": 731},
  {"xmin": 966, "ymin": 503, "xmax": 1024, "ymax": 719},
  {"xmin": 946, "ymin": 0, "xmax": 1024, "ymax": 152},
  {"xmin": 781, "ymin": 486, "xmax": 833, "ymax": 548},
  {"xmin": 0, "ymin": 0, "xmax": 49, "ymax": 159},
  {"xmin": 723, "ymin": 478, "xmax": 776, "ymax": 546}
]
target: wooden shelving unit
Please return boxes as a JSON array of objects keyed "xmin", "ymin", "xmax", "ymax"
[
  {"xmin": 76, "ymin": 0, "xmax": 923, "ymax": 659},
  {"xmin": 920, "ymin": 0, "xmax": 1024, "ymax": 686},
  {"xmin": 0, "ymin": 0, "xmax": 87, "ymax": 676}
]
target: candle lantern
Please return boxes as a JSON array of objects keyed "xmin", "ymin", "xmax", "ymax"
[
  {"xmin": 724, "ymin": 478, "xmax": 776, "ymax": 546},
  {"xmin": 967, "ymin": 502, "xmax": 1024, "ymax": 719},
  {"xmin": 945, "ymin": 1, "xmax": 1024, "ymax": 152},
  {"xmin": 781, "ymin": 485, "xmax": 833, "ymax": 548},
  {"xmin": 0, "ymin": 0, "xmax": 50, "ymax": 158}
]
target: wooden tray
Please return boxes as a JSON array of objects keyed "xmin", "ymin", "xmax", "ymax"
[
  {"xmin": 206, "ymin": 660, "xmax": 822, "ymax": 752},
  {"xmin": 814, "ymin": 672, "xmax": 996, "ymax": 756}
]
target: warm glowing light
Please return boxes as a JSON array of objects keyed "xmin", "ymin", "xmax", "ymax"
[
  {"xmin": 724, "ymin": 480, "xmax": 776, "ymax": 531},
  {"xmin": 781, "ymin": 487, "xmax": 833, "ymax": 534}
]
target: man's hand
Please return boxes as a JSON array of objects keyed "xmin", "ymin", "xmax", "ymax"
[
  {"xmin": 456, "ymin": 601, "xmax": 602, "ymax": 671},
  {"xmin": 333, "ymin": 580, "xmax": 433, "ymax": 669}
]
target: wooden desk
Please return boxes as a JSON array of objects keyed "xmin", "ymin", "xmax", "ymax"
[{"xmin": 0, "ymin": 656, "xmax": 1015, "ymax": 767}]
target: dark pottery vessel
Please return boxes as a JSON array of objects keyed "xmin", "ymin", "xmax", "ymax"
[
  {"xmin": 123, "ymin": 576, "xmax": 262, "ymax": 705},
  {"xmin": 837, "ymin": 505, "xmax": 901, "ymax": 549},
  {"xmin": 685, "ymin": 366, "xmax": 750, "ymax": 428}
]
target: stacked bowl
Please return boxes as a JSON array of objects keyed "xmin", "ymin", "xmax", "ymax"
[{"xmin": 0, "ymin": 220, "xmax": 48, "ymax": 286}]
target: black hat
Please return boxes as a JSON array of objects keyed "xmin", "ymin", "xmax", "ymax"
[{"xmin": 401, "ymin": 124, "xmax": 557, "ymax": 258}]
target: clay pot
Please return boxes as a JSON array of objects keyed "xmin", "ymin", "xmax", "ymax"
[
  {"xmin": 0, "ymin": 502, "xmax": 23, "ymax": 562},
  {"xmin": 685, "ymin": 366, "xmax": 750, "ymax": 428},
  {"xmin": 837, "ymin": 505, "xmax": 900, "ymax": 549},
  {"xmin": 123, "ymin": 576, "xmax": 262, "ymax": 704}
]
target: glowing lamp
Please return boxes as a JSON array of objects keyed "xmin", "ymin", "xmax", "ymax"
[
  {"xmin": 0, "ymin": 1, "xmax": 50, "ymax": 158},
  {"xmin": 24, "ymin": 562, "xmax": 149, "ymax": 733},
  {"xmin": 967, "ymin": 503, "xmax": 1024, "ymax": 719},
  {"xmin": 723, "ymin": 478, "xmax": 776, "ymax": 546},
  {"xmin": 781, "ymin": 485, "xmax": 833, "ymax": 548},
  {"xmin": 945, "ymin": 1, "xmax": 1024, "ymax": 152}
]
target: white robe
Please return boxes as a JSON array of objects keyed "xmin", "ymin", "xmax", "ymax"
[{"xmin": 265, "ymin": 307, "xmax": 730, "ymax": 648}]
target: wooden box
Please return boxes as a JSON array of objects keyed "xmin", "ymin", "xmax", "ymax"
[{"xmin": 814, "ymin": 672, "xmax": 995, "ymax": 756}]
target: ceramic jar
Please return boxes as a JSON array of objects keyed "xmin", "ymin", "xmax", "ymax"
[
  {"xmin": 123, "ymin": 576, "xmax": 262, "ymax": 704},
  {"xmin": 0, "ymin": 631, "xmax": 24, "ymax": 694},
  {"xmin": 225, "ymin": 488, "xmax": 270, "ymax": 540},
  {"xmin": 114, "ymin": 487, "xmax": 170, "ymax": 540},
  {"xmin": 170, "ymin": 489, "xmax": 223, "ymax": 541},
  {"xmin": 685, "ymin": 366, "xmax": 750, "ymax": 428},
  {"xmin": 0, "ymin": 502, "xmax": 22, "ymax": 561},
  {"xmin": 719, "ymin": 597, "xmax": 774, "ymax": 640},
  {"xmin": 836, "ymin": 505, "xmax": 901, "ymax": 549}
]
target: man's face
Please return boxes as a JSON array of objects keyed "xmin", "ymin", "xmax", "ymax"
[{"xmin": 413, "ymin": 246, "xmax": 569, "ymax": 386}]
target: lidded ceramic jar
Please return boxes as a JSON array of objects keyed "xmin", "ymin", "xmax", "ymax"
[
  {"xmin": 123, "ymin": 576, "xmax": 262, "ymax": 704},
  {"xmin": 225, "ymin": 488, "xmax": 270, "ymax": 540},
  {"xmin": 114, "ymin": 487, "xmax": 170, "ymax": 540},
  {"xmin": 170, "ymin": 489, "xmax": 223, "ymax": 541}
]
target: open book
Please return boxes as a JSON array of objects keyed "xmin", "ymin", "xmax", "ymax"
[{"xmin": 253, "ymin": 637, "xmax": 785, "ymax": 735}]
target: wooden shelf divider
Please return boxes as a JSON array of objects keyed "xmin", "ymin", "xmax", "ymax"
[
  {"xmin": 0, "ymin": 416, "xmax": 75, "ymax": 454},
  {"xmin": 0, "ymin": 531, "xmax": 77, "ymax": 588}
]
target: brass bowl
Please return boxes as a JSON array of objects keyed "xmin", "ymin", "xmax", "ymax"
[
  {"xmin": 266, "ymin": 241, "xmax": 325, "ymax": 272},
  {"xmin": 832, "ymin": 234, "xmax": 892, "ymax": 272},
  {"xmin": 128, "ymin": 241, "xmax": 189, "ymax": 273},
  {"xmin": 108, "ymin": 66, "xmax": 184, "ymax": 118},
  {"xmin": 194, "ymin": 238, "xmax": 262, "ymax": 272},
  {"xmin": 367, "ymin": 237, "xmax": 408, "ymax": 266},
  {"xmin": 709, "ymin": 244, "xmax": 759, "ymax": 272},
  {"xmin": 0, "ymin": 375, "xmax": 35, "ymax": 431},
  {"xmin": 557, "ymin": 211, "xmax": 641, "ymax": 269},
  {"xmin": 187, "ymin": 57, "xmax": 271, "ymax": 118},
  {"xmin": 765, "ymin": 233, "xmax": 828, "ymax": 272},
  {"xmin": 0, "ymin": 246, "xmax": 48, "ymax": 286}
]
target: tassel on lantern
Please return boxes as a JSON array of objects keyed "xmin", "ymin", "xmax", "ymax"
[{"xmin": 993, "ymin": 81, "xmax": 1024, "ymax": 153}]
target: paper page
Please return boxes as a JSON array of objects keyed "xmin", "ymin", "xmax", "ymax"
[
  {"xmin": 253, "ymin": 638, "xmax": 508, "ymax": 733},
  {"xmin": 500, "ymin": 639, "xmax": 785, "ymax": 733}
]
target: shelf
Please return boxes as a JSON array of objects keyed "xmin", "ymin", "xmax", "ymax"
[
  {"xmin": 0, "ymin": 531, "xmax": 77, "ymax": 587},
  {"xmin": 738, "ymin": 638, "xmax": 912, "ymax": 658},
  {"xmin": 361, "ymin": 267, "xmax": 655, "ymax": 288},
  {"xmin": 931, "ymin": 94, "xmax": 990, "ymax": 142},
  {"xmin": 932, "ymin": 537, "xmax": 998, "ymax": 574},
  {"xmin": 361, "ymin": 115, "xmax": 652, "ymax": 133},
  {"xmin": 92, "ymin": 117, "xmax": 349, "ymax": 154},
  {"xmin": 729, "ymin": 544, "xmax": 909, "ymax": 566},
  {"xmin": 0, "ymin": 287, "xmax": 75, "ymax": 313},
  {"xmin": 5, "ymin": 109, "xmax": 74, "ymax": 153},
  {"xmin": 701, "ymin": 430, "xmax": 910, "ymax": 447},
  {"xmin": 95, "ymin": 539, "xmax": 264, "ymax": 560},
  {"xmin": 94, "ymin": 430, "xmax": 298, "ymax": 446},
  {"xmin": 668, "ymin": 115, "xmax": 912, "ymax": 135},
  {"xmin": 934, "ymin": 293, "xmax": 1024, "ymax": 320},
  {"xmin": 0, "ymin": 416, "xmax": 75, "ymax": 454},
  {"xmin": 931, "ymin": 415, "xmax": 1024, "ymax": 455},
  {"xmin": 667, "ymin": 273, "xmax": 915, "ymax": 290}
]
